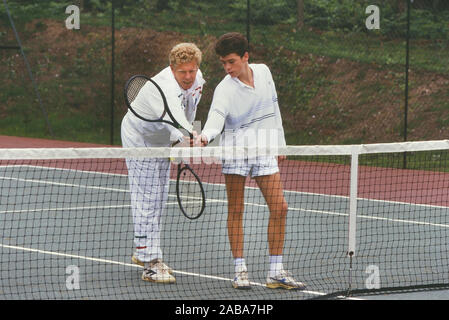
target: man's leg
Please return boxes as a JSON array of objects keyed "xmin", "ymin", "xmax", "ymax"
[
  {"xmin": 224, "ymin": 174, "xmax": 251, "ymax": 289},
  {"xmin": 225, "ymin": 174, "xmax": 246, "ymax": 259},
  {"xmin": 127, "ymin": 158, "xmax": 175, "ymax": 283},
  {"xmin": 254, "ymin": 172, "xmax": 288, "ymax": 257},
  {"xmin": 255, "ymin": 172, "xmax": 306, "ymax": 290}
]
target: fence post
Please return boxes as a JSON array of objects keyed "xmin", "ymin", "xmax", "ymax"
[
  {"xmin": 2, "ymin": 0, "xmax": 54, "ymax": 138},
  {"xmin": 403, "ymin": 0, "xmax": 411, "ymax": 169},
  {"xmin": 110, "ymin": 0, "xmax": 115, "ymax": 145},
  {"xmin": 246, "ymin": 0, "xmax": 250, "ymax": 46}
]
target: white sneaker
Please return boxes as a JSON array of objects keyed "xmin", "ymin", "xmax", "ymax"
[
  {"xmin": 266, "ymin": 270, "xmax": 306, "ymax": 290},
  {"xmin": 141, "ymin": 259, "xmax": 176, "ymax": 284},
  {"xmin": 132, "ymin": 254, "xmax": 174, "ymax": 275},
  {"xmin": 231, "ymin": 266, "xmax": 251, "ymax": 290}
]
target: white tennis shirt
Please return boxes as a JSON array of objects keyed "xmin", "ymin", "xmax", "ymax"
[
  {"xmin": 121, "ymin": 66, "xmax": 205, "ymax": 147},
  {"xmin": 202, "ymin": 63, "xmax": 286, "ymax": 148}
]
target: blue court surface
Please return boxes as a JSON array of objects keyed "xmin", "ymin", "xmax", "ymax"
[{"xmin": 1, "ymin": 163, "xmax": 448, "ymax": 300}]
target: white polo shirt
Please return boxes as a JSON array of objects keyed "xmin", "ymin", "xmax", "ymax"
[
  {"xmin": 202, "ymin": 63, "xmax": 286, "ymax": 148},
  {"xmin": 121, "ymin": 67, "xmax": 205, "ymax": 147}
]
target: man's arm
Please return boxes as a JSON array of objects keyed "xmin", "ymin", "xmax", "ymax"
[{"xmin": 197, "ymin": 111, "xmax": 225, "ymax": 146}]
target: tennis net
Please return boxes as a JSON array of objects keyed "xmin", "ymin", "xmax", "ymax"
[{"xmin": 1, "ymin": 140, "xmax": 449, "ymax": 299}]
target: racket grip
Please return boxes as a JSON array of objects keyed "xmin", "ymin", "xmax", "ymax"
[{"xmin": 171, "ymin": 137, "xmax": 183, "ymax": 147}]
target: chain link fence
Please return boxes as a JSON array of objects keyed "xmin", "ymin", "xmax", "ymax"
[{"xmin": 0, "ymin": 0, "xmax": 448, "ymax": 146}]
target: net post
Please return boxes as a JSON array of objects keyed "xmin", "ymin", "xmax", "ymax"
[
  {"xmin": 346, "ymin": 251, "xmax": 354, "ymax": 297},
  {"xmin": 346, "ymin": 149, "xmax": 359, "ymax": 296},
  {"xmin": 348, "ymin": 150, "xmax": 359, "ymax": 256}
]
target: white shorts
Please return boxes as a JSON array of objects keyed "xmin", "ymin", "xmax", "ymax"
[{"xmin": 222, "ymin": 156, "xmax": 279, "ymax": 178}]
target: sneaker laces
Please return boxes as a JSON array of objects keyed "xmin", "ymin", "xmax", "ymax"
[
  {"xmin": 154, "ymin": 261, "xmax": 171, "ymax": 272},
  {"xmin": 277, "ymin": 269, "xmax": 292, "ymax": 278},
  {"xmin": 236, "ymin": 270, "xmax": 249, "ymax": 281},
  {"xmin": 142, "ymin": 266, "xmax": 154, "ymax": 277},
  {"xmin": 277, "ymin": 270, "xmax": 305, "ymax": 287}
]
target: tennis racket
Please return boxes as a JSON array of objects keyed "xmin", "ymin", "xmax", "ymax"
[
  {"xmin": 124, "ymin": 74, "xmax": 206, "ymax": 220},
  {"xmin": 124, "ymin": 74, "xmax": 193, "ymax": 134}
]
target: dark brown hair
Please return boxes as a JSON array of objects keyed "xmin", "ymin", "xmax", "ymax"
[{"xmin": 214, "ymin": 32, "xmax": 249, "ymax": 58}]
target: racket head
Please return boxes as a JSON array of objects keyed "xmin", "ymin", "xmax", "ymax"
[
  {"xmin": 176, "ymin": 164, "xmax": 206, "ymax": 220},
  {"xmin": 124, "ymin": 75, "xmax": 166, "ymax": 122},
  {"xmin": 124, "ymin": 75, "xmax": 193, "ymax": 133}
]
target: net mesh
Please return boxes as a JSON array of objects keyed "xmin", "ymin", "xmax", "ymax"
[{"xmin": 1, "ymin": 141, "xmax": 449, "ymax": 299}]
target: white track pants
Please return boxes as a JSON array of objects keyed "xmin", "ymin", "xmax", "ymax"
[{"xmin": 125, "ymin": 158, "xmax": 170, "ymax": 262}]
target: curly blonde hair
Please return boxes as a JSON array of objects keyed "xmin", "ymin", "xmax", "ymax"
[{"xmin": 169, "ymin": 43, "xmax": 202, "ymax": 67}]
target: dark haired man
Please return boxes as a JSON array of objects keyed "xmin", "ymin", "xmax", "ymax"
[{"xmin": 197, "ymin": 33, "xmax": 306, "ymax": 290}]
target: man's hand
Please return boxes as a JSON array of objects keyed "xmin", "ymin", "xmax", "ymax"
[
  {"xmin": 190, "ymin": 130, "xmax": 198, "ymax": 147},
  {"xmin": 173, "ymin": 131, "xmax": 198, "ymax": 147},
  {"xmin": 195, "ymin": 133, "xmax": 209, "ymax": 147}
]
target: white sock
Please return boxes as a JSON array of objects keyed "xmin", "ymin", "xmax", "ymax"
[
  {"xmin": 269, "ymin": 255, "xmax": 283, "ymax": 277},
  {"xmin": 234, "ymin": 258, "xmax": 247, "ymax": 272}
]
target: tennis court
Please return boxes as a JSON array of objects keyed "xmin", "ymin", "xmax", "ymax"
[
  {"xmin": 0, "ymin": 161, "xmax": 340, "ymax": 299},
  {"xmin": 1, "ymin": 141, "xmax": 449, "ymax": 300}
]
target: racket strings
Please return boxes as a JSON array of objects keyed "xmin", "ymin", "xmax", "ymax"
[{"xmin": 127, "ymin": 77, "xmax": 148, "ymax": 103}]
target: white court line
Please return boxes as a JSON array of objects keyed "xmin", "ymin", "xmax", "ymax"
[
  {"xmin": 2, "ymin": 164, "xmax": 449, "ymax": 211},
  {"xmin": 0, "ymin": 204, "xmax": 131, "ymax": 214},
  {"xmin": 206, "ymin": 199, "xmax": 449, "ymax": 229},
  {"xmin": 3, "ymin": 164, "xmax": 449, "ymax": 210},
  {"xmin": 0, "ymin": 241, "xmax": 350, "ymax": 299},
  {"xmin": 1, "ymin": 174, "xmax": 449, "ymax": 229},
  {"xmin": 0, "ymin": 175, "xmax": 127, "ymax": 193}
]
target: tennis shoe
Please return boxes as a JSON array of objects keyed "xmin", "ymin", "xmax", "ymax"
[
  {"xmin": 266, "ymin": 270, "xmax": 306, "ymax": 290},
  {"xmin": 231, "ymin": 266, "xmax": 251, "ymax": 290},
  {"xmin": 142, "ymin": 259, "xmax": 176, "ymax": 284},
  {"xmin": 132, "ymin": 254, "xmax": 174, "ymax": 275}
]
